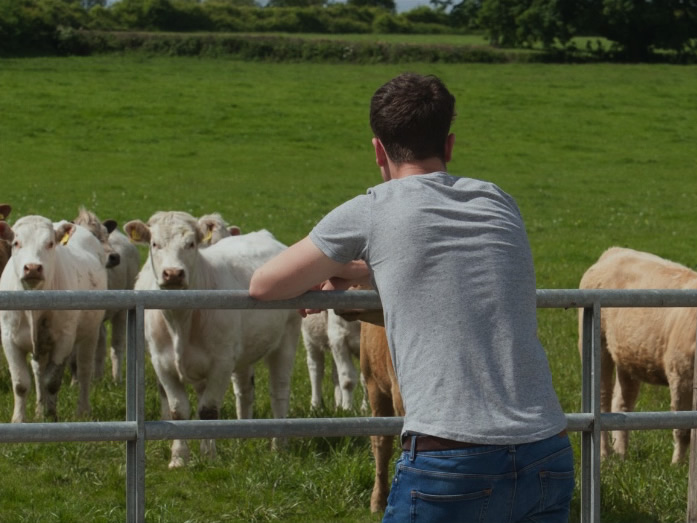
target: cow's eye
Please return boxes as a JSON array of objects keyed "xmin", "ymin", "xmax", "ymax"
[
  {"xmin": 13, "ymin": 241, "xmax": 20, "ymax": 248},
  {"xmin": 187, "ymin": 241, "xmax": 195, "ymax": 249},
  {"xmin": 151, "ymin": 242, "xmax": 158, "ymax": 249}
]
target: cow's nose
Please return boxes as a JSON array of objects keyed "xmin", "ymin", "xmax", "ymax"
[
  {"xmin": 106, "ymin": 252, "xmax": 121, "ymax": 269},
  {"xmin": 23, "ymin": 264, "xmax": 43, "ymax": 279},
  {"xmin": 162, "ymin": 268, "xmax": 185, "ymax": 285}
]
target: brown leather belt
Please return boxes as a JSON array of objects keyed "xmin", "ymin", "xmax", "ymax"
[
  {"xmin": 402, "ymin": 434, "xmax": 482, "ymax": 452},
  {"xmin": 402, "ymin": 430, "xmax": 568, "ymax": 452}
]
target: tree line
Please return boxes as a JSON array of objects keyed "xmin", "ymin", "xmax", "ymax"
[{"xmin": 1, "ymin": 0, "xmax": 696, "ymax": 60}]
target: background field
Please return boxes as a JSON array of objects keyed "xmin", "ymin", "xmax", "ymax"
[{"xmin": 0, "ymin": 57, "xmax": 696, "ymax": 522}]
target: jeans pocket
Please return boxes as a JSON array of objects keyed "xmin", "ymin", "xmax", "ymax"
[
  {"xmin": 539, "ymin": 469, "xmax": 575, "ymax": 512},
  {"xmin": 410, "ymin": 488, "xmax": 492, "ymax": 523}
]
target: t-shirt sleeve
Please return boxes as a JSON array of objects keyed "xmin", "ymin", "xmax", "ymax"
[{"xmin": 309, "ymin": 194, "xmax": 370, "ymax": 264}]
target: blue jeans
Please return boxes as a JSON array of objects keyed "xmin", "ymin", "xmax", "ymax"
[{"xmin": 382, "ymin": 433, "xmax": 574, "ymax": 523}]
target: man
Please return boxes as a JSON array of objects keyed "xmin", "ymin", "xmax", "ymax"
[{"xmin": 250, "ymin": 72, "xmax": 573, "ymax": 523}]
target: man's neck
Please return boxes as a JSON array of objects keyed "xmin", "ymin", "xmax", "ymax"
[{"xmin": 388, "ymin": 157, "xmax": 447, "ymax": 180}]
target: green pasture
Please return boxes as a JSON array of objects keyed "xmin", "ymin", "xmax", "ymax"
[{"xmin": 0, "ymin": 56, "xmax": 696, "ymax": 522}]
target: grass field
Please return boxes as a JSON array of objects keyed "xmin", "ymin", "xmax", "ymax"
[{"xmin": 0, "ymin": 56, "xmax": 696, "ymax": 522}]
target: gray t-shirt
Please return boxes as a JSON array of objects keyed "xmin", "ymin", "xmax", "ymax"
[{"xmin": 309, "ymin": 172, "xmax": 566, "ymax": 444}]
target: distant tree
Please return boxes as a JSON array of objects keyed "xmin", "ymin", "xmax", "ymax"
[
  {"xmin": 599, "ymin": 0, "xmax": 697, "ymax": 60},
  {"xmin": 515, "ymin": 0, "xmax": 573, "ymax": 47},
  {"xmin": 477, "ymin": 0, "xmax": 529, "ymax": 46},
  {"xmin": 450, "ymin": 0, "xmax": 482, "ymax": 27},
  {"xmin": 204, "ymin": 0, "xmax": 257, "ymax": 6},
  {"xmin": 428, "ymin": 0, "xmax": 482, "ymax": 28},
  {"xmin": 347, "ymin": 0, "xmax": 395, "ymax": 13},
  {"xmin": 266, "ymin": 0, "xmax": 325, "ymax": 7}
]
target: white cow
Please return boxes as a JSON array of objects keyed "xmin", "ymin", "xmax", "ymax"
[
  {"xmin": 100, "ymin": 226, "xmax": 141, "ymax": 382},
  {"xmin": 301, "ymin": 309, "xmax": 365, "ymax": 411},
  {"xmin": 579, "ymin": 246, "xmax": 697, "ymax": 463},
  {"xmin": 0, "ymin": 216, "xmax": 107, "ymax": 422},
  {"xmin": 73, "ymin": 209, "xmax": 141, "ymax": 382},
  {"xmin": 125, "ymin": 211, "xmax": 301, "ymax": 468}
]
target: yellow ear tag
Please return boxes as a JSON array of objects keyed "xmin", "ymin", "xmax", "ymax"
[
  {"xmin": 203, "ymin": 229, "xmax": 213, "ymax": 244},
  {"xmin": 60, "ymin": 232, "xmax": 70, "ymax": 245},
  {"xmin": 0, "ymin": 214, "xmax": 4, "ymax": 220},
  {"xmin": 130, "ymin": 230, "xmax": 141, "ymax": 242}
]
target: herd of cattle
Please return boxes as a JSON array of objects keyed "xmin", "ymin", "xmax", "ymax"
[{"xmin": 0, "ymin": 203, "xmax": 695, "ymax": 512}]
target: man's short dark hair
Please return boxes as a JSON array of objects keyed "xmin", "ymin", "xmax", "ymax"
[{"xmin": 369, "ymin": 73, "xmax": 456, "ymax": 164}]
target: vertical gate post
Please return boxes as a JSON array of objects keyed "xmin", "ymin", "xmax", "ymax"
[
  {"xmin": 126, "ymin": 305, "xmax": 146, "ymax": 523},
  {"xmin": 581, "ymin": 304, "xmax": 602, "ymax": 523},
  {"xmin": 687, "ymin": 321, "xmax": 697, "ymax": 522}
]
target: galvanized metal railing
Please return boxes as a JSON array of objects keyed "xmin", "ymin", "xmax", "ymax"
[{"xmin": 1, "ymin": 288, "xmax": 697, "ymax": 523}]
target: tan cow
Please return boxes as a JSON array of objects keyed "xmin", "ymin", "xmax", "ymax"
[
  {"xmin": 359, "ymin": 321, "xmax": 403, "ymax": 513},
  {"xmin": 579, "ymin": 246, "xmax": 696, "ymax": 463}
]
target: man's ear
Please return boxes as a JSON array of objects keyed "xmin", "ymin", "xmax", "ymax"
[
  {"xmin": 372, "ymin": 137, "xmax": 388, "ymax": 167},
  {"xmin": 444, "ymin": 133, "xmax": 455, "ymax": 163}
]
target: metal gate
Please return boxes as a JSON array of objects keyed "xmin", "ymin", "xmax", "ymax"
[{"xmin": 1, "ymin": 288, "xmax": 697, "ymax": 523}]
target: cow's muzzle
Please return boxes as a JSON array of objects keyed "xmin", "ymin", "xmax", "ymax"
[
  {"xmin": 22, "ymin": 264, "xmax": 44, "ymax": 289},
  {"xmin": 160, "ymin": 268, "xmax": 187, "ymax": 289}
]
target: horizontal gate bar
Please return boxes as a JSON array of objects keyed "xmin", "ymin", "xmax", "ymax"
[
  {"xmin": 0, "ymin": 421, "xmax": 136, "ymax": 443},
  {"xmin": 3, "ymin": 289, "xmax": 697, "ymax": 311},
  {"xmin": 0, "ymin": 290, "xmax": 382, "ymax": 310},
  {"xmin": 2, "ymin": 412, "xmax": 695, "ymax": 443}
]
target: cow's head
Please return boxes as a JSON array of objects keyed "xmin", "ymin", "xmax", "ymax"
[
  {"xmin": 73, "ymin": 207, "xmax": 121, "ymax": 269},
  {"xmin": 198, "ymin": 213, "xmax": 241, "ymax": 248},
  {"xmin": 125, "ymin": 211, "xmax": 206, "ymax": 290},
  {"xmin": 4, "ymin": 216, "xmax": 75, "ymax": 290}
]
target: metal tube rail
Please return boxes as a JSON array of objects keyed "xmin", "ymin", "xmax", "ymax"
[
  {"xmin": 2, "ymin": 288, "xmax": 697, "ymax": 523},
  {"xmin": 3, "ymin": 287, "xmax": 697, "ymax": 311},
  {"xmin": 3, "ymin": 411, "xmax": 696, "ymax": 444}
]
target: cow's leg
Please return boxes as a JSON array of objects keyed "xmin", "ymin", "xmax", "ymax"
[
  {"xmin": 110, "ymin": 310, "xmax": 127, "ymax": 383},
  {"xmin": 328, "ymin": 335, "xmax": 358, "ymax": 411},
  {"xmin": 231, "ymin": 366, "xmax": 255, "ymax": 420},
  {"xmin": 599, "ymin": 338, "xmax": 615, "ymax": 459},
  {"xmin": 266, "ymin": 342, "xmax": 297, "ymax": 420},
  {"xmin": 156, "ymin": 367, "xmax": 191, "ymax": 468},
  {"xmin": 266, "ymin": 336, "xmax": 298, "ymax": 450},
  {"xmin": 304, "ymin": 337, "xmax": 325, "ymax": 410},
  {"xmin": 668, "ymin": 369, "xmax": 692, "ymax": 464},
  {"xmin": 194, "ymin": 364, "xmax": 233, "ymax": 461},
  {"xmin": 73, "ymin": 331, "xmax": 98, "ymax": 418},
  {"xmin": 611, "ymin": 365, "xmax": 641, "ymax": 459},
  {"xmin": 366, "ymin": 377, "xmax": 396, "ymax": 513},
  {"xmin": 93, "ymin": 322, "xmax": 108, "ymax": 381},
  {"xmin": 359, "ymin": 372, "xmax": 369, "ymax": 413},
  {"xmin": 3, "ymin": 342, "xmax": 31, "ymax": 423},
  {"xmin": 331, "ymin": 360, "xmax": 342, "ymax": 409},
  {"xmin": 32, "ymin": 355, "xmax": 66, "ymax": 422}
]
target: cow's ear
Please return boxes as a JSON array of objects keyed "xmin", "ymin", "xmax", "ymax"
[
  {"xmin": 228, "ymin": 226, "xmax": 241, "ymax": 236},
  {"xmin": 55, "ymin": 222, "xmax": 76, "ymax": 246},
  {"xmin": 0, "ymin": 221, "xmax": 14, "ymax": 243},
  {"xmin": 198, "ymin": 220, "xmax": 215, "ymax": 246},
  {"xmin": 103, "ymin": 219, "xmax": 118, "ymax": 234},
  {"xmin": 0, "ymin": 204, "xmax": 11, "ymax": 221},
  {"xmin": 124, "ymin": 220, "xmax": 151, "ymax": 244}
]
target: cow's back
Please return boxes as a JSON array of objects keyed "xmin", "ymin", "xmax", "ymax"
[{"xmin": 206, "ymin": 230, "xmax": 300, "ymax": 367}]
